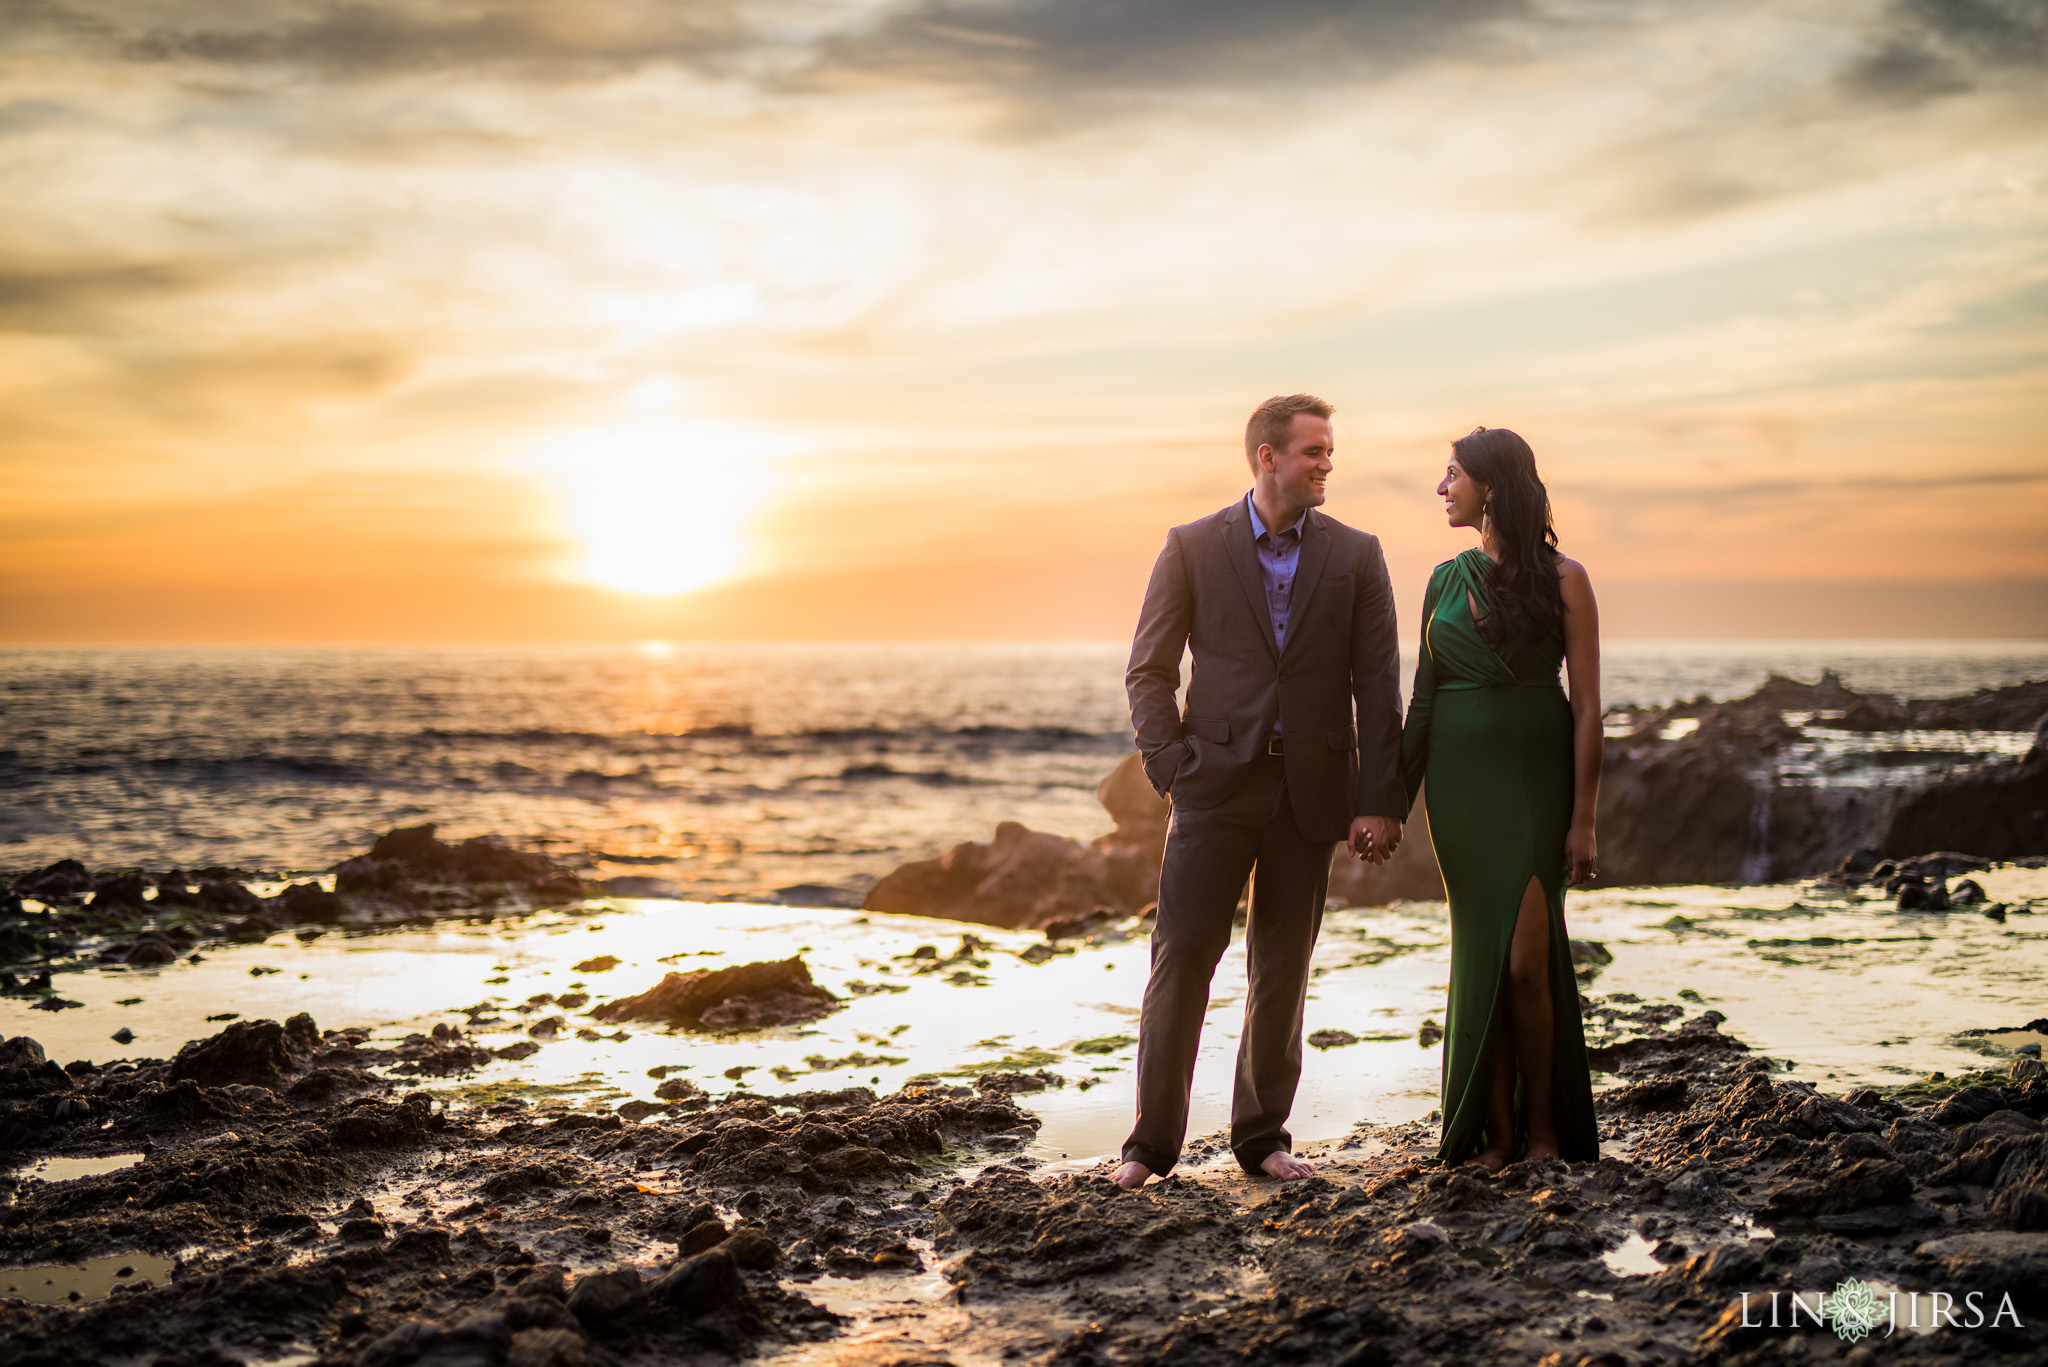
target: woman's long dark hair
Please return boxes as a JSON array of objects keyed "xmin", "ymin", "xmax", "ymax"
[{"xmin": 1453, "ymin": 426, "xmax": 1560, "ymax": 643}]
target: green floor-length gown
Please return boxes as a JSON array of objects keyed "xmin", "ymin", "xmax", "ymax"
[{"xmin": 1401, "ymin": 548, "xmax": 1599, "ymax": 1165}]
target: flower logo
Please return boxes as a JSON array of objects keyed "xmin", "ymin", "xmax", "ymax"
[{"xmin": 1821, "ymin": 1278, "xmax": 1883, "ymax": 1343}]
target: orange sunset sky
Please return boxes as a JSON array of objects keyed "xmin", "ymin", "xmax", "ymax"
[{"xmin": 2, "ymin": 0, "xmax": 2045, "ymax": 643}]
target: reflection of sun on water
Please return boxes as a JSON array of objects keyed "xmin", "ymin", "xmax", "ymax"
[{"xmin": 541, "ymin": 423, "xmax": 778, "ymax": 596}]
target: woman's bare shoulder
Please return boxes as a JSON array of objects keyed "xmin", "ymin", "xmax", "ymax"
[{"xmin": 1554, "ymin": 554, "xmax": 1592, "ymax": 586}]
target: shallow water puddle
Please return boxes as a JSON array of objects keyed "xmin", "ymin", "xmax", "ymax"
[
  {"xmin": 1563, "ymin": 881, "xmax": 2048, "ymax": 1090},
  {"xmin": 0, "ymin": 1250, "xmax": 175, "ymax": 1303},
  {"xmin": 14, "ymin": 1152, "xmax": 145, "ymax": 1182},
  {"xmin": 1601, "ymin": 1233, "xmax": 1663, "ymax": 1277},
  {"xmin": 1, "ymin": 898, "xmax": 1456, "ymax": 1161},
  {"xmin": 8, "ymin": 875, "xmax": 2048, "ymax": 1164},
  {"xmin": 798, "ymin": 1249, "xmax": 955, "ymax": 1319}
]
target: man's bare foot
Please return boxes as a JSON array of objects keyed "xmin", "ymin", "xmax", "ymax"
[
  {"xmin": 1110, "ymin": 1160, "xmax": 1154, "ymax": 1190},
  {"xmin": 1259, "ymin": 1150, "xmax": 1316, "ymax": 1181}
]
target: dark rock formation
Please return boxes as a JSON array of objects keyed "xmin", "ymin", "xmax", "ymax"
[
  {"xmin": 1881, "ymin": 747, "xmax": 2048, "ymax": 862},
  {"xmin": 1593, "ymin": 671, "xmax": 2047, "ymax": 884},
  {"xmin": 332, "ymin": 823, "xmax": 585, "ymax": 909},
  {"xmin": 1, "ymin": 828, "xmax": 591, "ymax": 973},
  {"xmin": 861, "ymin": 672, "xmax": 2044, "ymax": 915},
  {"xmin": 591, "ymin": 957, "xmax": 842, "ymax": 1031},
  {"xmin": 863, "ymin": 819, "xmax": 1155, "ymax": 931},
  {"xmin": 1093, "ymin": 752, "xmax": 1169, "ymax": 865},
  {"xmin": 168, "ymin": 1014, "xmax": 321, "ymax": 1088},
  {"xmin": 12, "ymin": 858, "xmax": 91, "ymax": 902}
]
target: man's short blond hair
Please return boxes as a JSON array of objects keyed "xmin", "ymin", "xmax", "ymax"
[{"xmin": 1245, "ymin": 394, "xmax": 1334, "ymax": 470}]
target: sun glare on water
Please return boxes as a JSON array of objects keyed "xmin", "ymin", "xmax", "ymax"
[{"xmin": 539, "ymin": 423, "xmax": 779, "ymax": 596}]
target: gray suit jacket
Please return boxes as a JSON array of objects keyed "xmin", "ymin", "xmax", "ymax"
[{"xmin": 1127, "ymin": 499, "xmax": 1405, "ymax": 842}]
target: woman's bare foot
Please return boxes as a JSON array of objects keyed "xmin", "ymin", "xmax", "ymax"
[
  {"xmin": 1469, "ymin": 1145, "xmax": 1513, "ymax": 1175},
  {"xmin": 1259, "ymin": 1150, "xmax": 1316, "ymax": 1181},
  {"xmin": 1523, "ymin": 1135, "xmax": 1562, "ymax": 1163},
  {"xmin": 1111, "ymin": 1160, "xmax": 1154, "ymax": 1190}
]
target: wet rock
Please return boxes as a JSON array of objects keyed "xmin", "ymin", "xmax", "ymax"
[
  {"xmin": 1884, "ymin": 745, "xmax": 2048, "ymax": 862},
  {"xmin": 649, "ymin": 1247, "xmax": 744, "ymax": 1315},
  {"xmin": 1665, "ymin": 1168, "xmax": 1719, "ymax": 1203},
  {"xmin": 1095, "ymin": 751, "xmax": 1170, "ymax": 860},
  {"xmin": 1598, "ymin": 1076, "xmax": 1688, "ymax": 1114},
  {"xmin": 1682, "ymin": 1242, "xmax": 1765, "ymax": 1285},
  {"xmin": 169, "ymin": 1017, "xmax": 316, "ymax": 1088},
  {"xmin": 1989, "ymin": 1134, "xmax": 2048, "ymax": 1230},
  {"xmin": 483, "ymin": 1162, "xmax": 567, "ymax": 1201},
  {"xmin": 974, "ymin": 1070, "xmax": 1065, "ymax": 1095},
  {"xmin": 507, "ymin": 1328, "xmax": 587, "ymax": 1367},
  {"xmin": 330, "ymin": 1096, "xmax": 434, "ymax": 1147},
  {"xmin": 722, "ymin": 1227, "xmax": 780, "ymax": 1270},
  {"xmin": 1897, "ymin": 878, "xmax": 1949, "ymax": 911},
  {"xmin": 362, "ymin": 1311, "xmax": 512, "ymax": 1367},
  {"xmin": 0, "ymin": 1036, "xmax": 45, "ymax": 1070},
  {"xmin": 271, "ymin": 881, "xmax": 348, "ymax": 923},
  {"xmin": 200, "ymin": 879, "xmax": 264, "ymax": 918},
  {"xmin": 863, "ymin": 820, "xmax": 1142, "ymax": 931},
  {"xmin": 679, "ymin": 1217, "xmax": 729, "ymax": 1255},
  {"xmin": 1932, "ymin": 1085, "xmax": 2008, "ymax": 1126},
  {"xmin": 652, "ymin": 1076, "xmax": 705, "ymax": 1103},
  {"xmin": 152, "ymin": 874, "xmax": 204, "ymax": 908},
  {"xmin": 1387, "ymin": 1220, "xmax": 1451, "ymax": 1257},
  {"xmin": 591, "ymin": 957, "xmax": 842, "ymax": 1032},
  {"xmin": 1569, "ymin": 938, "xmax": 1613, "ymax": 971},
  {"xmin": 1915, "ymin": 1231, "xmax": 2048, "ymax": 1316},
  {"xmin": 334, "ymin": 824, "xmax": 585, "ymax": 908},
  {"xmin": 566, "ymin": 1267, "xmax": 645, "ymax": 1333},
  {"xmin": 1586, "ymin": 1010, "xmax": 1748, "ymax": 1076},
  {"xmin": 1760, "ymin": 1158, "xmax": 1912, "ymax": 1219},
  {"xmin": 0, "ymin": 923, "xmax": 45, "ymax": 964},
  {"xmin": 1041, "ymin": 908, "xmax": 1120, "ymax": 941},
  {"xmin": 116, "ymin": 932, "xmax": 183, "ymax": 965},
  {"xmin": 88, "ymin": 872, "xmax": 149, "ymax": 910},
  {"xmin": 14, "ymin": 858, "xmax": 91, "ymax": 901}
]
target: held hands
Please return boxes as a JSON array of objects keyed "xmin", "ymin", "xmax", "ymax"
[
  {"xmin": 1566, "ymin": 822, "xmax": 1598, "ymax": 885},
  {"xmin": 1349, "ymin": 815, "xmax": 1403, "ymax": 865}
]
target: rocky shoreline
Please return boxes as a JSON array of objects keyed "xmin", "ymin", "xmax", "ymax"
[
  {"xmin": 858, "ymin": 672, "xmax": 2048, "ymax": 928},
  {"xmin": 3, "ymin": 975, "xmax": 2046, "ymax": 1365},
  {"xmin": 1, "ymin": 824, "xmax": 589, "ymax": 990},
  {"xmin": 3, "ymin": 674, "xmax": 2043, "ymax": 948}
]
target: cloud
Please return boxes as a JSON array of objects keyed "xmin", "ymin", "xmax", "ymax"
[
  {"xmin": 1, "ymin": 0, "xmax": 753, "ymax": 81},
  {"xmin": 1845, "ymin": 0, "xmax": 2048, "ymax": 102},
  {"xmin": 0, "ymin": 259, "xmax": 219, "ymax": 333},
  {"xmin": 3, "ymin": 0, "xmax": 1531, "ymax": 100},
  {"xmin": 810, "ymin": 0, "xmax": 1531, "ymax": 108}
]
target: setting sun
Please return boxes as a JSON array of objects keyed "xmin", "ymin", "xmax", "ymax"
[{"xmin": 541, "ymin": 423, "xmax": 775, "ymax": 596}]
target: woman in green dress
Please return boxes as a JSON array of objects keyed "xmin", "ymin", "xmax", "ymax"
[{"xmin": 1401, "ymin": 427, "xmax": 1602, "ymax": 1171}]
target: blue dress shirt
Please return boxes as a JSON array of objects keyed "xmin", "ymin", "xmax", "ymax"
[{"xmin": 1245, "ymin": 493, "xmax": 1304, "ymax": 655}]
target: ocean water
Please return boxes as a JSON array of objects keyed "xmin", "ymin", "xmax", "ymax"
[{"xmin": 3, "ymin": 640, "xmax": 2045, "ymax": 896}]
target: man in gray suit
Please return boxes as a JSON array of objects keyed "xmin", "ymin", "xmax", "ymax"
[{"xmin": 1112, "ymin": 393, "xmax": 1406, "ymax": 1188}]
